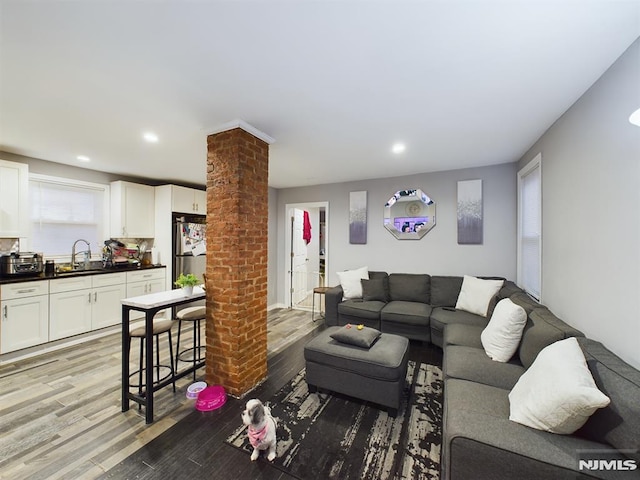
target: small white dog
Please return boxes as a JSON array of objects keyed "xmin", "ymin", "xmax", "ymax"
[{"xmin": 241, "ymin": 399, "xmax": 277, "ymax": 462}]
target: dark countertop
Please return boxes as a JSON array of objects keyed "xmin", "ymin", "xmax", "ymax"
[{"xmin": 0, "ymin": 264, "xmax": 166, "ymax": 285}]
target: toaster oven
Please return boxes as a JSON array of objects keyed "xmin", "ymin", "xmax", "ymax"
[{"xmin": 0, "ymin": 252, "xmax": 44, "ymax": 277}]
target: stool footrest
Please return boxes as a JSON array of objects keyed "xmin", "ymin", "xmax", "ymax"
[
  {"xmin": 177, "ymin": 347, "xmax": 206, "ymax": 363},
  {"xmin": 129, "ymin": 365, "xmax": 174, "ymax": 389}
]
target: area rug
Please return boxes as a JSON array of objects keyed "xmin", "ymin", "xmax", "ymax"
[{"xmin": 225, "ymin": 361, "xmax": 443, "ymax": 480}]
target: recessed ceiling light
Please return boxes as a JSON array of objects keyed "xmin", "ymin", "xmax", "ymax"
[
  {"xmin": 629, "ymin": 108, "xmax": 640, "ymax": 127},
  {"xmin": 143, "ymin": 132, "xmax": 159, "ymax": 143},
  {"xmin": 76, "ymin": 155, "xmax": 90, "ymax": 162},
  {"xmin": 392, "ymin": 143, "xmax": 406, "ymax": 154}
]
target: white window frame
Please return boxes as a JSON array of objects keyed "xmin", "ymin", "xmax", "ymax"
[
  {"xmin": 28, "ymin": 174, "xmax": 110, "ymax": 262},
  {"xmin": 517, "ymin": 153, "xmax": 542, "ymax": 300}
]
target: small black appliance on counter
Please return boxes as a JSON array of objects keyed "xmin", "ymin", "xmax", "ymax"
[{"xmin": 0, "ymin": 252, "xmax": 44, "ymax": 277}]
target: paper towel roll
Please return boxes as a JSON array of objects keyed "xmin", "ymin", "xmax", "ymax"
[{"xmin": 151, "ymin": 247, "xmax": 160, "ymax": 265}]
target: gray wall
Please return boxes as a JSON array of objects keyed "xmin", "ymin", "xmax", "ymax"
[
  {"xmin": 517, "ymin": 39, "xmax": 640, "ymax": 368},
  {"xmin": 274, "ymin": 163, "xmax": 517, "ymax": 306}
]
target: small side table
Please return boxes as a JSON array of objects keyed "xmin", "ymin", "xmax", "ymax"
[{"xmin": 312, "ymin": 286, "xmax": 331, "ymax": 322}]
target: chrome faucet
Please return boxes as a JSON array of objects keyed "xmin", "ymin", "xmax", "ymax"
[{"xmin": 71, "ymin": 239, "xmax": 92, "ymax": 269}]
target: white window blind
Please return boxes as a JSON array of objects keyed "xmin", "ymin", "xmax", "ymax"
[
  {"xmin": 518, "ymin": 155, "xmax": 542, "ymax": 300},
  {"xmin": 29, "ymin": 175, "xmax": 109, "ymax": 258}
]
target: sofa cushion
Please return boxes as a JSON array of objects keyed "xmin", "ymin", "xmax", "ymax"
[
  {"xmin": 518, "ymin": 308, "xmax": 584, "ymax": 369},
  {"xmin": 577, "ymin": 338, "xmax": 640, "ymax": 464},
  {"xmin": 430, "ymin": 275, "xmax": 463, "ymax": 307},
  {"xmin": 498, "ymin": 280, "xmax": 524, "ymax": 300},
  {"xmin": 329, "ymin": 325, "xmax": 381, "ymax": 348},
  {"xmin": 509, "ymin": 291, "xmax": 542, "ymax": 314},
  {"xmin": 336, "ymin": 266, "xmax": 369, "ymax": 299},
  {"xmin": 455, "ymin": 275, "xmax": 504, "ymax": 317},
  {"xmin": 443, "ymin": 324, "xmax": 484, "ymax": 349},
  {"xmin": 361, "ymin": 277, "xmax": 389, "ymax": 302},
  {"xmin": 337, "ymin": 299, "xmax": 385, "ymax": 320},
  {"xmin": 430, "ymin": 307, "xmax": 489, "ymax": 344},
  {"xmin": 380, "ymin": 300, "xmax": 431, "ymax": 327},
  {"xmin": 481, "ymin": 298, "xmax": 527, "ymax": 362},
  {"xmin": 388, "ymin": 273, "xmax": 430, "ymax": 303},
  {"xmin": 444, "ymin": 345, "xmax": 525, "ymax": 390},
  {"xmin": 509, "ymin": 338, "xmax": 610, "ymax": 434},
  {"xmin": 443, "ymin": 379, "xmax": 621, "ymax": 480}
]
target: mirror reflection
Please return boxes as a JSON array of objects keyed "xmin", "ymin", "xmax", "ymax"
[{"xmin": 384, "ymin": 189, "xmax": 436, "ymax": 239}]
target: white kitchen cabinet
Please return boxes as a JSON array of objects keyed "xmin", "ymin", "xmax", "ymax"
[
  {"xmin": 110, "ymin": 181, "xmax": 155, "ymax": 238},
  {"xmin": 126, "ymin": 269, "xmax": 166, "ymax": 319},
  {"xmin": 171, "ymin": 185, "xmax": 206, "ymax": 214},
  {"xmin": 49, "ymin": 272, "xmax": 127, "ymax": 339},
  {"xmin": 0, "ymin": 159, "xmax": 29, "ymax": 238},
  {"xmin": 49, "ymin": 276, "xmax": 93, "ymax": 340},
  {"xmin": 0, "ymin": 281, "xmax": 49, "ymax": 353},
  {"xmin": 90, "ymin": 272, "xmax": 127, "ymax": 329}
]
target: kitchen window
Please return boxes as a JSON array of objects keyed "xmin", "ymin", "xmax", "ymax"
[{"xmin": 29, "ymin": 175, "xmax": 110, "ymax": 259}]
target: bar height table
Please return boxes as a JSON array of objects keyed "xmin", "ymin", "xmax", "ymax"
[{"xmin": 121, "ymin": 286, "xmax": 206, "ymax": 424}]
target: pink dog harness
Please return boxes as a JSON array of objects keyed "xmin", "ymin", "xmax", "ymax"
[{"xmin": 248, "ymin": 424, "xmax": 267, "ymax": 448}]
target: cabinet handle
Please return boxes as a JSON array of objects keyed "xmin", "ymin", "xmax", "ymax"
[
  {"xmin": 88, "ymin": 292, "xmax": 92, "ymax": 303},
  {"xmin": 3, "ymin": 305, "xmax": 7, "ymax": 320},
  {"xmin": 94, "ymin": 292, "xmax": 98, "ymax": 302},
  {"xmin": 122, "ymin": 227, "xmax": 126, "ymax": 235},
  {"xmin": 16, "ymin": 288, "xmax": 36, "ymax": 294}
]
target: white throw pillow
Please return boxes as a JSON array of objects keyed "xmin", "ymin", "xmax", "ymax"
[
  {"xmin": 508, "ymin": 337, "xmax": 610, "ymax": 434},
  {"xmin": 455, "ymin": 275, "xmax": 504, "ymax": 317},
  {"xmin": 481, "ymin": 298, "xmax": 527, "ymax": 362},
  {"xmin": 336, "ymin": 266, "xmax": 369, "ymax": 299}
]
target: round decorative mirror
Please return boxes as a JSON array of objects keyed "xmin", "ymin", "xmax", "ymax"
[{"xmin": 383, "ymin": 189, "xmax": 436, "ymax": 239}]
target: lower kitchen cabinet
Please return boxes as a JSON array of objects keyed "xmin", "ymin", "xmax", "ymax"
[
  {"xmin": 126, "ymin": 269, "xmax": 166, "ymax": 319},
  {"xmin": 0, "ymin": 267, "xmax": 165, "ymax": 355},
  {"xmin": 49, "ymin": 272, "xmax": 126, "ymax": 341},
  {"xmin": 0, "ymin": 280, "xmax": 49, "ymax": 354}
]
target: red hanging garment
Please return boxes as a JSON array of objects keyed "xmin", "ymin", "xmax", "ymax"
[{"xmin": 303, "ymin": 211, "xmax": 312, "ymax": 244}]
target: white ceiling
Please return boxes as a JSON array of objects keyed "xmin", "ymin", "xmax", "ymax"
[{"xmin": 1, "ymin": 1, "xmax": 639, "ymax": 189}]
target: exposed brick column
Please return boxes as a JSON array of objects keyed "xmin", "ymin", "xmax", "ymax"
[{"xmin": 205, "ymin": 127, "xmax": 269, "ymax": 397}]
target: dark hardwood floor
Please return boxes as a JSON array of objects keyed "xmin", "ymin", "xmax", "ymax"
[{"xmin": 99, "ymin": 330, "xmax": 443, "ymax": 480}]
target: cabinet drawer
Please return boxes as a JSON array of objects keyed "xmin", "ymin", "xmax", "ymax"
[
  {"xmin": 126, "ymin": 269, "xmax": 165, "ymax": 283},
  {"xmin": 1, "ymin": 280, "xmax": 49, "ymax": 300},
  {"xmin": 92, "ymin": 272, "xmax": 126, "ymax": 288},
  {"xmin": 50, "ymin": 276, "xmax": 92, "ymax": 293}
]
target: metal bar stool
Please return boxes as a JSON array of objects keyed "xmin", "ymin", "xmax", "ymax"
[
  {"xmin": 128, "ymin": 317, "xmax": 176, "ymax": 400},
  {"xmin": 175, "ymin": 306, "xmax": 206, "ymax": 381}
]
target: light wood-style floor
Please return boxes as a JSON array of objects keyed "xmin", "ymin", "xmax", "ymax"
[{"xmin": 0, "ymin": 308, "xmax": 319, "ymax": 480}]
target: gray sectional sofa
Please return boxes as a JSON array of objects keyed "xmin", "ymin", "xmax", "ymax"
[{"xmin": 325, "ymin": 272, "xmax": 640, "ymax": 479}]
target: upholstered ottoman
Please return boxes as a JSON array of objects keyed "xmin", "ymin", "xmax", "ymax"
[{"xmin": 304, "ymin": 326, "xmax": 410, "ymax": 417}]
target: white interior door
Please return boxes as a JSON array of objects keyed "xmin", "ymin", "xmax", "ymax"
[{"xmin": 291, "ymin": 208, "xmax": 308, "ymax": 307}]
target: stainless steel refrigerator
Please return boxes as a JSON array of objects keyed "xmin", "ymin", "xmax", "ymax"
[{"xmin": 173, "ymin": 213, "xmax": 206, "ymax": 290}]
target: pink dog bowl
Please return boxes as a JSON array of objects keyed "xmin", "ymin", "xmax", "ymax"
[{"xmin": 196, "ymin": 385, "xmax": 227, "ymax": 411}]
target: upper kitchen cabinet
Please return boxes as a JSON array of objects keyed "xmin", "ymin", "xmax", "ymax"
[
  {"xmin": 0, "ymin": 160, "xmax": 29, "ymax": 238},
  {"xmin": 110, "ymin": 181, "xmax": 155, "ymax": 238},
  {"xmin": 171, "ymin": 185, "xmax": 206, "ymax": 214}
]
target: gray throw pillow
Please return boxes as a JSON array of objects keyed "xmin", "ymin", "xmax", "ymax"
[
  {"xmin": 361, "ymin": 278, "xmax": 388, "ymax": 302},
  {"xmin": 330, "ymin": 325, "xmax": 381, "ymax": 348}
]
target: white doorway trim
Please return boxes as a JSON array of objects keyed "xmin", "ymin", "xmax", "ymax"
[{"xmin": 284, "ymin": 201, "xmax": 329, "ymax": 310}]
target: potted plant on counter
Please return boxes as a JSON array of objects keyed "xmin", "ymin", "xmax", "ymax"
[{"xmin": 174, "ymin": 273, "xmax": 200, "ymax": 296}]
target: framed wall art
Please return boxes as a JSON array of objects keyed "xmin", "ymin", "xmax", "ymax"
[
  {"xmin": 457, "ymin": 179, "xmax": 483, "ymax": 244},
  {"xmin": 349, "ymin": 191, "xmax": 367, "ymax": 244}
]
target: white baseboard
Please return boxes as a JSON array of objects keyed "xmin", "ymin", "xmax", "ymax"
[{"xmin": 268, "ymin": 302, "xmax": 287, "ymax": 311}]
